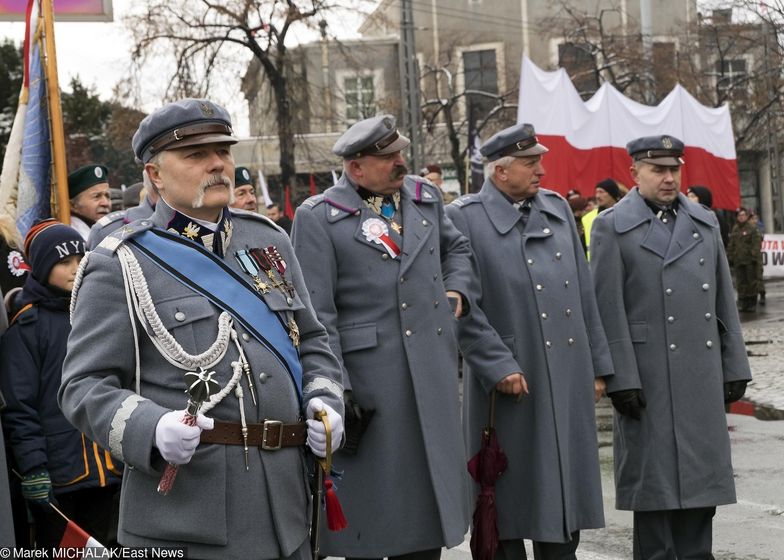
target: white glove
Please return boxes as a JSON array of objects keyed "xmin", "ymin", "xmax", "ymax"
[
  {"xmin": 154, "ymin": 410, "xmax": 214, "ymax": 465},
  {"xmin": 306, "ymin": 398, "xmax": 344, "ymax": 458}
]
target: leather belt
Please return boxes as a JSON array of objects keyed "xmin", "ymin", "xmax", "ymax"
[{"xmin": 200, "ymin": 420, "xmax": 306, "ymax": 450}]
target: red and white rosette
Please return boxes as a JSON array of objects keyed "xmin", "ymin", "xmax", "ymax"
[
  {"xmin": 362, "ymin": 218, "xmax": 400, "ymax": 258},
  {"xmin": 7, "ymin": 250, "xmax": 30, "ymax": 277}
]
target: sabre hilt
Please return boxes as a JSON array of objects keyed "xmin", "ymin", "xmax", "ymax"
[{"xmin": 158, "ymin": 368, "xmax": 219, "ymax": 495}]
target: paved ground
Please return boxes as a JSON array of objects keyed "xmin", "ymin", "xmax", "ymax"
[
  {"xmin": 441, "ymin": 280, "xmax": 784, "ymax": 559},
  {"xmin": 737, "ymin": 279, "xmax": 784, "ymax": 417}
]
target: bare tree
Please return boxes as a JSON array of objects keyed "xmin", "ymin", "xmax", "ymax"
[
  {"xmin": 128, "ymin": 0, "xmax": 357, "ymax": 193},
  {"xmin": 546, "ymin": 1, "xmax": 650, "ymax": 100},
  {"xmin": 547, "ymin": 1, "xmax": 784, "ymax": 151},
  {"xmin": 420, "ymin": 64, "xmax": 516, "ymax": 189}
]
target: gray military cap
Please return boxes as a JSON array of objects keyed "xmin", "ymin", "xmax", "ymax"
[
  {"xmin": 132, "ymin": 98, "xmax": 237, "ymax": 164},
  {"xmin": 480, "ymin": 123, "xmax": 549, "ymax": 161},
  {"xmin": 626, "ymin": 135, "xmax": 685, "ymax": 166},
  {"xmin": 333, "ymin": 115, "xmax": 410, "ymax": 159}
]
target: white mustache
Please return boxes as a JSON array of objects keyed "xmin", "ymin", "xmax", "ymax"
[{"xmin": 193, "ymin": 174, "xmax": 235, "ymax": 208}]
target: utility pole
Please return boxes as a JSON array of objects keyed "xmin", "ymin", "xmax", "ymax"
[
  {"xmin": 399, "ymin": 0, "xmax": 424, "ymax": 172},
  {"xmin": 763, "ymin": 18, "xmax": 783, "ymax": 231},
  {"xmin": 639, "ymin": 0, "xmax": 655, "ymax": 104}
]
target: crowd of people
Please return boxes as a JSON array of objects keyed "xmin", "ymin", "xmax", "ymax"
[{"xmin": 0, "ymin": 98, "xmax": 761, "ymax": 560}]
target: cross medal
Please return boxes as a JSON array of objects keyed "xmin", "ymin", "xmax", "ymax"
[{"xmin": 234, "ymin": 250, "xmax": 270, "ymax": 294}]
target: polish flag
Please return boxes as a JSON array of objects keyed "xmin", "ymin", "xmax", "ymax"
[
  {"xmin": 50, "ymin": 504, "xmax": 104, "ymax": 549},
  {"xmin": 517, "ymin": 57, "xmax": 740, "ymax": 210}
]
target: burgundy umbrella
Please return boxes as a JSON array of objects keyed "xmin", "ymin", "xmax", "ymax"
[{"xmin": 467, "ymin": 391, "xmax": 507, "ymax": 560}]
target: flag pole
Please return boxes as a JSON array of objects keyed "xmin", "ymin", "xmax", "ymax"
[{"xmin": 40, "ymin": 0, "xmax": 70, "ymax": 224}]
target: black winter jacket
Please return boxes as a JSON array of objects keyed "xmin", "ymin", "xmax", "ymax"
[{"xmin": 0, "ymin": 276, "xmax": 121, "ymax": 493}]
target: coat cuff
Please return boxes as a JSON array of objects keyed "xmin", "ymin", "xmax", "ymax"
[
  {"xmin": 107, "ymin": 395, "xmax": 168, "ymax": 476},
  {"xmin": 603, "ymin": 339, "xmax": 642, "ymax": 393}
]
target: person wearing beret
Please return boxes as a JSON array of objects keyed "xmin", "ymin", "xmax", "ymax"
[
  {"xmin": 581, "ymin": 177, "xmax": 622, "ymax": 259},
  {"xmin": 231, "ymin": 166, "xmax": 258, "ymax": 213},
  {"xmin": 59, "ymin": 98, "xmax": 344, "ymax": 559},
  {"xmin": 446, "ymin": 123, "xmax": 613, "ymax": 560},
  {"xmin": 590, "ymin": 135, "xmax": 752, "ymax": 560},
  {"xmin": 67, "ymin": 164, "xmax": 112, "ymax": 241},
  {"xmin": 292, "ymin": 114, "xmax": 474, "ymax": 560}
]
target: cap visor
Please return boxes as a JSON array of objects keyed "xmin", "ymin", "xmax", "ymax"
[
  {"xmin": 376, "ymin": 133, "xmax": 410, "ymax": 155},
  {"xmin": 509, "ymin": 142, "xmax": 549, "ymax": 158},
  {"xmin": 638, "ymin": 156, "xmax": 684, "ymax": 166},
  {"xmin": 165, "ymin": 133, "xmax": 239, "ymax": 151}
]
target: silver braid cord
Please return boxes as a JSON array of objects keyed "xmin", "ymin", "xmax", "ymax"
[
  {"xmin": 69, "ymin": 250, "xmax": 91, "ymax": 323},
  {"xmin": 116, "ymin": 245, "xmax": 232, "ymax": 371}
]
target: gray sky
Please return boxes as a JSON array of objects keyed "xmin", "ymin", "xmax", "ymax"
[{"xmin": 0, "ymin": 0, "xmax": 375, "ymax": 136}]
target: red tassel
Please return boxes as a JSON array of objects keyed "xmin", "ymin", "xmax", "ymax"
[{"xmin": 323, "ymin": 478, "xmax": 348, "ymax": 531}]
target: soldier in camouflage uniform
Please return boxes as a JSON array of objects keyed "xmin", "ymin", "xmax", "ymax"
[{"xmin": 727, "ymin": 208, "xmax": 762, "ymax": 312}]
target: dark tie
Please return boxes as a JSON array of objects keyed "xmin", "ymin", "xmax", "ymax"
[{"xmin": 518, "ymin": 199, "xmax": 532, "ymax": 226}]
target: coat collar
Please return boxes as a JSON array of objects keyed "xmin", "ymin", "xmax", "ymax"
[
  {"xmin": 323, "ymin": 174, "xmax": 438, "ymax": 223},
  {"xmin": 613, "ymin": 188, "xmax": 714, "ymax": 262},
  {"xmin": 614, "ymin": 188, "xmax": 716, "ymax": 232},
  {"xmin": 322, "ymin": 174, "xmax": 436, "ymax": 273},
  {"xmin": 478, "ymin": 178, "xmax": 566, "ymax": 235},
  {"xmin": 151, "ymin": 199, "xmax": 233, "ymax": 257}
]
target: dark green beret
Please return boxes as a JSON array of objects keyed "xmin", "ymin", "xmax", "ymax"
[
  {"xmin": 68, "ymin": 164, "xmax": 109, "ymax": 198},
  {"xmin": 235, "ymin": 167, "xmax": 253, "ymax": 187}
]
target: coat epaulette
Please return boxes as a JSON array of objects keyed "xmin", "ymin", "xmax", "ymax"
[
  {"xmin": 451, "ymin": 194, "xmax": 480, "ymax": 209},
  {"xmin": 94, "ymin": 210, "xmax": 127, "ymax": 229},
  {"xmin": 300, "ymin": 194, "xmax": 326, "ymax": 210},
  {"xmin": 228, "ymin": 207, "xmax": 282, "ymax": 231},
  {"xmin": 94, "ymin": 219, "xmax": 154, "ymax": 255},
  {"xmin": 541, "ymin": 188, "xmax": 565, "ymax": 200}
]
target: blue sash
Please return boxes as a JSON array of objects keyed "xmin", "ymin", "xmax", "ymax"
[{"xmin": 129, "ymin": 228, "xmax": 303, "ymax": 400}]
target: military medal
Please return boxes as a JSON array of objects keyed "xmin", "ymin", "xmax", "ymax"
[
  {"xmin": 250, "ymin": 248, "xmax": 284, "ymax": 293},
  {"xmin": 262, "ymin": 246, "xmax": 295, "ymax": 298},
  {"xmin": 235, "ymin": 250, "xmax": 270, "ymax": 294},
  {"xmin": 362, "ymin": 218, "xmax": 400, "ymax": 258}
]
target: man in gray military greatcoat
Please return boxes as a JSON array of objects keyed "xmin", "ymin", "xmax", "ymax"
[
  {"xmin": 291, "ymin": 115, "xmax": 472, "ymax": 560},
  {"xmin": 59, "ymin": 98, "xmax": 344, "ymax": 560},
  {"xmin": 590, "ymin": 135, "xmax": 752, "ymax": 560},
  {"xmin": 446, "ymin": 123, "xmax": 613, "ymax": 560}
]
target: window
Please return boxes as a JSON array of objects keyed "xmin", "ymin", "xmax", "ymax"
[
  {"xmin": 558, "ymin": 42, "xmax": 598, "ymax": 97},
  {"xmin": 463, "ymin": 49, "xmax": 498, "ymax": 118},
  {"xmin": 344, "ymin": 75, "xmax": 376, "ymax": 124},
  {"xmin": 716, "ymin": 58, "xmax": 748, "ymax": 98}
]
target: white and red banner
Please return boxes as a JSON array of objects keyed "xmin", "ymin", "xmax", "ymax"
[
  {"xmin": 517, "ymin": 57, "xmax": 740, "ymax": 210},
  {"xmin": 762, "ymin": 234, "xmax": 784, "ymax": 279}
]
